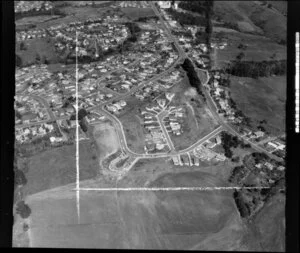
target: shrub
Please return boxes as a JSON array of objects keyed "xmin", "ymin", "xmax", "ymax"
[{"xmin": 16, "ymin": 201, "xmax": 31, "ymax": 219}]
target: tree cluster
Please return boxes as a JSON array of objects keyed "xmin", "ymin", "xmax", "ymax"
[
  {"xmin": 251, "ymin": 152, "xmax": 268, "ymax": 164},
  {"xmin": 178, "ymin": 1, "xmax": 206, "ymax": 15},
  {"xmin": 233, "ymin": 190, "xmax": 251, "ymax": 218},
  {"xmin": 14, "ymin": 169, "xmax": 27, "ymax": 187},
  {"xmin": 220, "ymin": 131, "xmax": 241, "ymax": 158},
  {"xmin": 225, "ymin": 60, "xmax": 286, "ymax": 78},
  {"xmin": 165, "ymin": 8, "xmax": 206, "ymax": 27},
  {"xmin": 124, "ymin": 22, "xmax": 141, "ymax": 42},
  {"xmin": 228, "ymin": 165, "xmax": 248, "ymax": 183},
  {"xmin": 181, "ymin": 58, "xmax": 205, "ymax": 99},
  {"xmin": 15, "ymin": 201, "xmax": 31, "ymax": 219}
]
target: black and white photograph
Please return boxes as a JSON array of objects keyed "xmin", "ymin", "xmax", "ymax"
[{"xmin": 1, "ymin": 0, "xmax": 299, "ymax": 251}]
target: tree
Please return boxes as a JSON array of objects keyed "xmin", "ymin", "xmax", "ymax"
[
  {"xmin": 15, "ymin": 169, "xmax": 27, "ymax": 186},
  {"xmin": 35, "ymin": 53, "xmax": 41, "ymax": 63},
  {"xmin": 231, "ymin": 156, "xmax": 240, "ymax": 163},
  {"xmin": 15, "ymin": 201, "xmax": 31, "ymax": 219},
  {"xmin": 236, "ymin": 52, "xmax": 245, "ymax": 61},
  {"xmin": 20, "ymin": 41, "xmax": 27, "ymax": 51},
  {"xmin": 16, "ymin": 54, "xmax": 23, "ymax": 67}
]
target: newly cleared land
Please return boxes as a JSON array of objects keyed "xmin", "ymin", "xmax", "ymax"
[
  {"xmin": 230, "ymin": 75, "xmax": 286, "ymax": 135},
  {"xmin": 117, "ymin": 97, "xmax": 147, "ymax": 154},
  {"xmin": 20, "ymin": 141, "xmax": 99, "ymax": 197},
  {"xmin": 168, "ymin": 78, "xmax": 219, "ymax": 150},
  {"xmin": 92, "ymin": 120, "xmax": 121, "ymax": 161}
]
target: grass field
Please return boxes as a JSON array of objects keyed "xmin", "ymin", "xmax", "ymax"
[
  {"xmin": 21, "ymin": 141, "xmax": 99, "ymax": 197},
  {"xmin": 19, "ymin": 166, "xmax": 247, "ymax": 249},
  {"xmin": 249, "ymin": 193, "xmax": 285, "ymax": 251},
  {"xmin": 16, "ymin": 38, "xmax": 59, "ymax": 66},
  {"xmin": 230, "ymin": 75, "xmax": 286, "ymax": 135},
  {"xmin": 120, "ymin": 7, "xmax": 155, "ymax": 20},
  {"xmin": 212, "ymin": 31, "xmax": 286, "ymax": 69},
  {"xmin": 15, "ymin": 15, "xmax": 62, "ymax": 27},
  {"xmin": 213, "ymin": 1, "xmax": 286, "ymax": 42}
]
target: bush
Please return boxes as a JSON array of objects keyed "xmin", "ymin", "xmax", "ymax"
[
  {"xmin": 14, "ymin": 169, "xmax": 27, "ymax": 186},
  {"xmin": 16, "ymin": 201, "xmax": 31, "ymax": 219},
  {"xmin": 16, "ymin": 54, "xmax": 23, "ymax": 67}
]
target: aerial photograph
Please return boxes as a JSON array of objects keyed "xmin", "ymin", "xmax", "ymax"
[{"xmin": 13, "ymin": 0, "xmax": 286, "ymax": 250}]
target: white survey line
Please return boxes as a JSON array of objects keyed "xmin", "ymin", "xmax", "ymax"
[
  {"xmin": 75, "ymin": 30, "xmax": 80, "ymax": 224},
  {"xmin": 75, "ymin": 186, "xmax": 270, "ymax": 192}
]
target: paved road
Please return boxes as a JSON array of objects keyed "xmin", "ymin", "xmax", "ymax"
[{"xmin": 156, "ymin": 111, "xmax": 175, "ymax": 151}]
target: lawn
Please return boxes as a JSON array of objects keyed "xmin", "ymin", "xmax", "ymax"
[
  {"xmin": 230, "ymin": 75, "xmax": 286, "ymax": 135},
  {"xmin": 21, "ymin": 141, "xmax": 99, "ymax": 197}
]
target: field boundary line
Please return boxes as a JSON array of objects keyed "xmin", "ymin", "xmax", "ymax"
[{"xmin": 75, "ymin": 186, "xmax": 270, "ymax": 192}]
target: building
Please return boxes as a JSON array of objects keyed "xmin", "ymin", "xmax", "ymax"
[
  {"xmin": 264, "ymin": 162, "xmax": 274, "ymax": 171},
  {"xmin": 172, "ymin": 156, "xmax": 179, "ymax": 166},
  {"xmin": 158, "ymin": 1, "xmax": 171, "ymax": 8},
  {"xmin": 255, "ymin": 131, "xmax": 265, "ymax": 138},
  {"xmin": 267, "ymin": 142, "xmax": 278, "ymax": 149}
]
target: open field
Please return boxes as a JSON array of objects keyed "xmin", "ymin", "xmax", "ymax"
[
  {"xmin": 212, "ymin": 31, "xmax": 286, "ymax": 69},
  {"xmin": 92, "ymin": 120, "xmax": 120, "ymax": 160},
  {"xmin": 20, "ymin": 141, "xmax": 99, "ymax": 197},
  {"xmin": 118, "ymin": 156, "xmax": 232, "ymax": 188},
  {"xmin": 120, "ymin": 7, "xmax": 155, "ymax": 20},
  {"xmin": 16, "ymin": 38, "xmax": 59, "ymax": 66},
  {"xmin": 249, "ymin": 193, "xmax": 285, "ymax": 251},
  {"xmin": 15, "ymin": 15, "xmax": 62, "ymax": 27},
  {"xmin": 230, "ymin": 75, "xmax": 286, "ymax": 135},
  {"xmin": 17, "ymin": 167, "xmax": 250, "ymax": 249}
]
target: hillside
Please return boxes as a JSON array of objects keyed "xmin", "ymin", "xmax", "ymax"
[{"xmin": 213, "ymin": 1, "xmax": 286, "ymax": 43}]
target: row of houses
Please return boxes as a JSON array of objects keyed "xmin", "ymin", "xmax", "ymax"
[
  {"xmin": 16, "ymin": 122, "xmax": 54, "ymax": 143},
  {"xmin": 15, "ymin": 1, "xmax": 53, "ymax": 13}
]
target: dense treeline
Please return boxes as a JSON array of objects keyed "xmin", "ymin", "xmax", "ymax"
[
  {"xmin": 225, "ymin": 60, "xmax": 286, "ymax": 78},
  {"xmin": 181, "ymin": 58, "xmax": 205, "ymax": 100},
  {"xmin": 260, "ymin": 177, "xmax": 285, "ymax": 200},
  {"xmin": 220, "ymin": 131, "xmax": 241, "ymax": 158},
  {"xmin": 178, "ymin": 1, "xmax": 206, "ymax": 15},
  {"xmin": 228, "ymin": 165, "xmax": 248, "ymax": 183},
  {"xmin": 165, "ymin": 8, "xmax": 206, "ymax": 26},
  {"xmin": 135, "ymin": 16, "xmax": 159, "ymax": 22},
  {"xmin": 124, "ymin": 22, "xmax": 141, "ymax": 43},
  {"xmin": 233, "ymin": 190, "xmax": 251, "ymax": 218}
]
